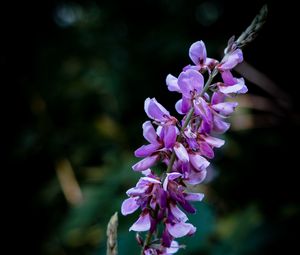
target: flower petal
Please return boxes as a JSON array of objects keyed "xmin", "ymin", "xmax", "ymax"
[
  {"xmin": 194, "ymin": 97, "xmax": 213, "ymax": 124},
  {"xmin": 166, "ymin": 74, "xmax": 181, "ymax": 92},
  {"xmin": 213, "ymin": 116, "xmax": 231, "ymax": 134},
  {"xmin": 170, "ymin": 203, "xmax": 188, "ymax": 222},
  {"xmin": 126, "ymin": 186, "xmax": 148, "ymax": 196},
  {"xmin": 189, "ymin": 40, "xmax": 207, "ymax": 66},
  {"xmin": 221, "ymin": 70, "xmax": 236, "ymax": 85},
  {"xmin": 189, "ymin": 154, "xmax": 210, "ymax": 171},
  {"xmin": 134, "ymin": 143, "xmax": 161, "ymax": 157},
  {"xmin": 211, "ymin": 91, "xmax": 226, "ymax": 105},
  {"xmin": 162, "ymin": 228, "xmax": 173, "ymax": 248},
  {"xmin": 132, "ymin": 155, "xmax": 160, "ymax": 171},
  {"xmin": 166, "ymin": 222, "xmax": 196, "ymax": 238},
  {"xmin": 175, "ymin": 99, "xmax": 184, "ymax": 115},
  {"xmin": 142, "ymin": 121, "xmax": 159, "ymax": 144},
  {"xmin": 185, "ymin": 169, "xmax": 207, "ymax": 185},
  {"xmin": 219, "ymin": 75, "xmax": 248, "ymax": 94},
  {"xmin": 174, "ymin": 142, "xmax": 189, "ymax": 163},
  {"xmin": 218, "ymin": 49, "xmax": 243, "ymax": 71},
  {"xmin": 205, "ymin": 57, "xmax": 218, "ymax": 70},
  {"xmin": 200, "ymin": 142, "xmax": 214, "ymax": 159},
  {"xmin": 121, "ymin": 197, "xmax": 139, "ymax": 215},
  {"xmin": 203, "ymin": 135, "xmax": 225, "ymax": 148},
  {"xmin": 144, "ymin": 97, "xmax": 170, "ymax": 122},
  {"xmin": 163, "ymin": 172, "xmax": 182, "ymax": 190},
  {"xmin": 181, "ymin": 96, "xmax": 192, "ymax": 114},
  {"xmin": 163, "ymin": 125, "xmax": 177, "ymax": 149},
  {"xmin": 178, "ymin": 69, "xmax": 204, "ymax": 98},
  {"xmin": 129, "ymin": 212, "xmax": 151, "ymax": 232},
  {"xmin": 157, "ymin": 188, "xmax": 168, "ymax": 209},
  {"xmin": 184, "ymin": 192, "xmax": 205, "ymax": 202},
  {"xmin": 140, "ymin": 176, "xmax": 161, "ymax": 184},
  {"xmin": 141, "ymin": 169, "xmax": 152, "ymax": 176},
  {"xmin": 212, "ymin": 102, "xmax": 238, "ymax": 116},
  {"xmin": 166, "ymin": 241, "xmax": 180, "ymax": 254},
  {"xmin": 175, "ymin": 97, "xmax": 193, "ymax": 115}
]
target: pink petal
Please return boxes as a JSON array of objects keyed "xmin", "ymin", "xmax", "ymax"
[
  {"xmin": 140, "ymin": 176, "xmax": 161, "ymax": 184},
  {"xmin": 185, "ymin": 192, "xmax": 205, "ymax": 201},
  {"xmin": 142, "ymin": 121, "xmax": 159, "ymax": 144},
  {"xmin": 213, "ymin": 116, "xmax": 230, "ymax": 134},
  {"xmin": 121, "ymin": 197, "xmax": 139, "ymax": 215},
  {"xmin": 144, "ymin": 97, "xmax": 170, "ymax": 122},
  {"xmin": 141, "ymin": 169, "xmax": 152, "ymax": 176},
  {"xmin": 189, "ymin": 154, "xmax": 210, "ymax": 171},
  {"xmin": 134, "ymin": 143, "xmax": 161, "ymax": 157},
  {"xmin": 132, "ymin": 155, "xmax": 160, "ymax": 171},
  {"xmin": 219, "ymin": 49, "xmax": 243, "ymax": 70},
  {"xmin": 205, "ymin": 57, "xmax": 218, "ymax": 69},
  {"xmin": 175, "ymin": 99, "xmax": 184, "ymax": 115},
  {"xmin": 185, "ymin": 169, "xmax": 207, "ymax": 185},
  {"xmin": 166, "ymin": 241, "xmax": 180, "ymax": 254},
  {"xmin": 129, "ymin": 212, "xmax": 151, "ymax": 232},
  {"xmin": 181, "ymin": 96, "xmax": 192, "ymax": 114},
  {"xmin": 178, "ymin": 69, "xmax": 204, "ymax": 98},
  {"xmin": 189, "ymin": 40, "xmax": 207, "ymax": 66},
  {"xmin": 163, "ymin": 172, "xmax": 182, "ymax": 190},
  {"xmin": 194, "ymin": 97, "xmax": 213, "ymax": 124},
  {"xmin": 187, "ymin": 225, "xmax": 196, "ymax": 235},
  {"xmin": 220, "ymin": 72, "xmax": 248, "ymax": 94},
  {"xmin": 218, "ymin": 77, "xmax": 248, "ymax": 94},
  {"xmin": 175, "ymin": 97, "xmax": 192, "ymax": 115},
  {"xmin": 212, "ymin": 102, "xmax": 238, "ymax": 116},
  {"xmin": 211, "ymin": 91, "xmax": 226, "ymax": 105},
  {"xmin": 221, "ymin": 70, "xmax": 236, "ymax": 85},
  {"xmin": 163, "ymin": 125, "xmax": 177, "ymax": 149},
  {"xmin": 174, "ymin": 142, "xmax": 189, "ymax": 163},
  {"xmin": 170, "ymin": 203, "xmax": 188, "ymax": 222},
  {"xmin": 200, "ymin": 142, "xmax": 214, "ymax": 159},
  {"xmin": 126, "ymin": 186, "xmax": 148, "ymax": 196},
  {"xmin": 203, "ymin": 135, "xmax": 225, "ymax": 148},
  {"xmin": 166, "ymin": 74, "xmax": 181, "ymax": 92},
  {"xmin": 166, "ymin": 222, "xmax": 196, "ymax": 238}
]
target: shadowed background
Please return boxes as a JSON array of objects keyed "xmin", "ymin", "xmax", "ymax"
[{"xmin": 3, "ymin": 0, "xmax": 299, "ymax": 254}]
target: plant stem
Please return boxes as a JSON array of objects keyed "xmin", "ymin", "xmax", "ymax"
[
  {"xmin": 200, "ymin": 69, "xmax": 218, "ymax": 96},
  {"xmin": 141, "ymin": 231, "xmax": 153, "ymax": 255}
]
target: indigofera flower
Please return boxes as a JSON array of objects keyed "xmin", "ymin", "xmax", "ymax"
[{"xmin": 119, "ymin": 9, "xmax": 265, "ymax": 250}]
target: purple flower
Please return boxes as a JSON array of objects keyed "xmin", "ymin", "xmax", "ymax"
[
  {"xmin": 218, "ymin": 71, "xmax": 248, "ymax": 94},
  {"xmin": 166, "ymin": 69, "xmax": 205, "ymax": 114},
  {"xmin": 121, "ymin": 172, "xmax": 162, "ymax": 215},
  {"xmin": 133, "ymin": 121, "xmax": 178, "ymax": 171},
  {"xmin": 122, "ymin": 35, "xmax": 251, "ymax": 254},
  {"xmin": 145, "ymin": 98, "xmax": 177, "ymax": 125},
  {"xmin": 192, "ymin": 91, "xmax": 239, "ymax": 134},
  {"xmin": 144, "ymin": 240, "xmax": 180, "ymax": 255},
  {"xmin": 217, "ymin": 48, "xmax": 243, "ymax": 71},
  {"xmin": 187, "ymin": 40, "xmax": 218, "ymax": 71},
  {"xmin": 177, "ymin": 69, "xmax": 204, "ymax": 99}
]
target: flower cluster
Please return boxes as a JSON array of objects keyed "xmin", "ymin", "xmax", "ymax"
[{"xmin": 121, "ymin": 40, "xmax": 247, "ymax": 254}]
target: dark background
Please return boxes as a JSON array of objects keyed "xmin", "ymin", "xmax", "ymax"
[{"xmin": 3, "ymin": 0, "xmax": 299, "ymax": 254}]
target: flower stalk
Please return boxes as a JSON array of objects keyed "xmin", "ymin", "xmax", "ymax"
[{"xmin": 121, "ymin": 6, "xmax": 267, "ymax": 255}]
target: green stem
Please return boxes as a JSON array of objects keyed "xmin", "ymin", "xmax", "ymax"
[
  {"xmin": 141, "ymin": 231, "xmax": 152, "ymax": 255},
  {"xmin": 200, "ymin": 69, "xmax": 218, "ymax": 97}
]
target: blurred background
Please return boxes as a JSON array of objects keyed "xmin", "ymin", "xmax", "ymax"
[{"xmin": 3, "ymin": 0, "xmax": 299, "ymax": 254}]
